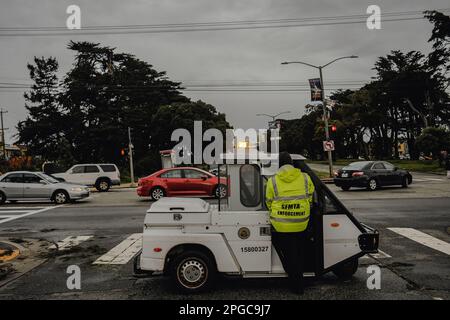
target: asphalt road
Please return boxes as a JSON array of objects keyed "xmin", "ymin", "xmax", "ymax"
[{"xmin": 0, "ymin": 179, "xmax": 449, "ymax": 300}]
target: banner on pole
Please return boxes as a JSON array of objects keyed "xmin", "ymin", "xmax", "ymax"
[{"xmin": 308, "ymin": 78, "xmax": 323, "ymax": 101}]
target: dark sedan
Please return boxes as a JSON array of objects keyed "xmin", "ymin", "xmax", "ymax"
[{"xmin": 334, "ymin": 161, "xmax": 412, "ymax": 191}]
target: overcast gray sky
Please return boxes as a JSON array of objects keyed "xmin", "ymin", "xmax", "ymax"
[{"xmin": 0, "ymin": 0, "xmax": 448, "ymax": 143}]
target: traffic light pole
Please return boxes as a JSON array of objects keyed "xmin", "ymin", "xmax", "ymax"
[
  {"xmin": 319, "ymin": 67, "xmax": 334, "ymax": 178},
  {"xmin": 281, "ymin": 56, "xmax": 358, "ymax": 178},
  {"xmin": 128, "ymin": 127, "xmax": 135, "ymax": 187}
]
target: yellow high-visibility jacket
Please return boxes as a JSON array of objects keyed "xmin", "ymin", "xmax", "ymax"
[{"xmin": 266, "ymin": 164, "xmax": 314, "ymax": 232}]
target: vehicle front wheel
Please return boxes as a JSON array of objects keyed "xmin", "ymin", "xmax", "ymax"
[
  {"xmin": 150, "ymin": 187, "xmax": 165, "ymax": 201},
  {"xmin": 341, "ymin": 186, "xmax": 351, "ymax": 191},
  {"xmin": 367, "ymin": 178, "xmax": 378, "ymax": 191},
  {"xmin": 333, "ymin": 259, "xmax": 358, "ymax": 280},
  {"xmin": 170, "ymin": 251, "xmax": 216, "ymax": 293},
  {"xmin": 0, "ymin": 191, "xmax": 6, "ymax": 205},
  {"xmin": 214, "ymin": 184, "xmax": 227, "ymax": 199},
  {"xmin": 53, "ymin": 190, "xmax": 69, "ymax": 204},
  {"xmin": 96, "ymin": 179, "xmax": 111, "ymax": 192}
]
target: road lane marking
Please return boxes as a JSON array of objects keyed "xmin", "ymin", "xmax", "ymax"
[
  {"xmin": 93, "ymin": 233, "xmax": 142, "ymax": 265},
  {"xmin": 0, "ymin": 206, "xmax": 62, "ymax": 225},
  {"xmin": 388, "ymin": 228, "xmax": 450, "ymax": 256},
  {"xmin": 49, "ymin": 235, "xmax": 93, "ymax": 250}
]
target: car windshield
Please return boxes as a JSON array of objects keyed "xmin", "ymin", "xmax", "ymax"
[
  {"xmin": 37, "ymin": 172, "xmax": 59, "ymax": 184},
  {"xmin": 342, "ymin": 161, "xmax": 372, "ymax": 170}
]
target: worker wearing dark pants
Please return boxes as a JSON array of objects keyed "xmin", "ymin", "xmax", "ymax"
[
  {"xmin": 266, "ymin": 152, "xmax": 314, "ymax": 294},
  {"xmin": 271, "ymin": 231, "xmax": 305, "ymax": 293}
]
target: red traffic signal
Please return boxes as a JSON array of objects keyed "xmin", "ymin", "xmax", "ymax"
[
  {"xmin": 331, "ymin": 125, "xmax": 337, "ymax": 132},
  {"xmin": 120, "ymin": 149, "xmax": 126, "ymax": 156}
]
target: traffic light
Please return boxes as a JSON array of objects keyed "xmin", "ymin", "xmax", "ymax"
[
  {"xmin": 331, "ymin": 124, "xmax": 337, "ymax": 132},
  {"xmin": 120, "ymin": 148, "xmax": 126, "ymax": 156}
]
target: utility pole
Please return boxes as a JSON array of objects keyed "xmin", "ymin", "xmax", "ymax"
[
  {"xmin": 318, "ymin": 66, "xmax": 333, "ymax": 177},
  {"xmin": 128, "ymin": 127, "xmax": 135, "ymax": 187},
  {"xmin": 0, "ymin": 109, "xmax": 8, "ymax": 160}
]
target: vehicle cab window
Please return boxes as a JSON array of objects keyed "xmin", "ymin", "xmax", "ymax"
[
  {"xmin": 2, "ymin": 173, "xmax": 23, "ymax": 183},
  {"xmin": 23, "ymin": 173, "xmax": 43, "ymax": 184},
  {"xmin": 72, "ymin": 166, "xmax": 85, "ymax": 174},
  {"xmin": 85, "ymin": 165, "xmax": 100, "ymax": 173},
  {"xmin": 160, "ymin": 170, "xmax": 182, "ymax": 178},
  {"xmin": 372, "ymin": 162, "xmax": 386, "ymax": 170},
  {"xmin": 383, "ymin": 162, "xmax": 395, "ymax": 170},
  {"xmin": 184, "ymin": 169, "xmax": 207, "ymax": 179},
  {"xmin": 240, "ymin": 164, "xmax": 261, "ymax": 207},
  {"xmin": 100, "ymin": 165, "xmax": 116, "ymax": 172}
]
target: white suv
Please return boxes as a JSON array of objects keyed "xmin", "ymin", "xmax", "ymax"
[{"xmin": 53, "ymin": 164, "xmax": 120, "ymax": 192}]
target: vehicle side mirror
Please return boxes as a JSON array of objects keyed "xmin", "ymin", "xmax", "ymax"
[{"xmin": 39, "ymin": 179, "xmax": 47, "ymax": 184}]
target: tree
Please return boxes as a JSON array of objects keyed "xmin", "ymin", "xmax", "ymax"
[
  {"xmin": 415, "ymin": 127, "xmax": 450, "ymax": 158},
  {"xmin": 17, "ymin": 42, "xmax": 231, "ymax": 176},
  {"xmin": 59, "ymin": 41, "xmax": 188, "ymax": 167},
  {"xmin": 17, "ymin": 57, "xmax": 71, "ymax": 163},
  {"xmin": 425, "ymin": 10, "xmax": 450, "ymax": 83}
]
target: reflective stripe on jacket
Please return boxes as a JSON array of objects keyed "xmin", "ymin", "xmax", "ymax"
[{"xmin": 266, "ymin": 165, "xmax": 314, "ymax": 233}]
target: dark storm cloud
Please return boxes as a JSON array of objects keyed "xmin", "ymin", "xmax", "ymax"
[{"xmin": 0, "ymin": 0, "xmax": 448, "ymax": 141}]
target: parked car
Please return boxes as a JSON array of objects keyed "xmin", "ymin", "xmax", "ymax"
[
  {"xmin": 0, "ymin": 171, "xmax": 90, "ymax": 204},
  {"xmin": 52, "ymin": 164, "xmax": 120, "ymax": 192},
  {"xmin": 137, "ymin": 167, "xmax": 227, "ymax": 200},
  {"xmin": 334, "ymin": 161, "xmax": 412, "ymax": 191}
]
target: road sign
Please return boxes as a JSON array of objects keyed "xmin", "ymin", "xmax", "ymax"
[{"xmin": 323, "ymin": 140, "xmax": 335, "ymax": 152}]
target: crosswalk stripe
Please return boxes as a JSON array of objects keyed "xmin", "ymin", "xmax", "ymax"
[
  {"xmin": 93, "ymin": 233, "xmax": 142, "ymax": 265},
  {"xmin": 388, "ymin": 228, "xmax": 450, "ymax": 256},
  {"xmin": 413, "ymin": 178, "xmax": 443, "ymax": 182},
  {"xmin": 361, "ymin": 249, "xmax": 391, "ymax": 260},
  {"xmin": 0, "ymin": 206, "xmax": 61, "ymax": 225},
  {"xmin": 0, "ymin": 207, "xmax": 46, "ymax": 210},
  {"xmin": 49, "ymin": 235, "xmax": 93, "ymax": 250},
  {"xmin": 0, "ymin": 210, "xmax": 33, "ymax": 214}
]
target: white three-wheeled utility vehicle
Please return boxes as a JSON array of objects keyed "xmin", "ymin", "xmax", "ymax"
[{"xmin": 134, "ymin": 154, "xmax": 379, "ymax": 293}]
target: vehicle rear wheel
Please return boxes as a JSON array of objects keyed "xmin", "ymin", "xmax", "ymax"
[
  {"xmin": 214, "ymin": 184, "xmax": 227, "ymax": 199},
  {"xmin": 150, "ymin": 187, "xmax": 165, "ymax": 201},
  {"xmin": 0, "ymin": 191, "xmax": 6, "ymax": 205},
  {"xmin": 333, "ymin": 259, "xmax": 358, "ymax": 280},
  {"xmin": 95, "ymin": 179, "xmax": 111, "ymax": 192},
  {"xmin": 170, "ymin": 250, "xmax": 216, "ymax": 293},
  {"xmin": 367, "ymin": 178, "xmax": 378, "ymax": 191},
  {"xmin": 401, "ymin": 176, "xmax": 409, "ymax": 188},
  {"xmin": 53, "ymin": 190, "xmax": 69, "ymax": 204},
  {"xmin": 341, "ymin": 186, "xmax": 351, "ymax": 191}
]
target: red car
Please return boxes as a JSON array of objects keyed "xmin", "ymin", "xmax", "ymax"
[{"xmin": 137, "ymin": 167, "xmax": 227, "ymax": 200}]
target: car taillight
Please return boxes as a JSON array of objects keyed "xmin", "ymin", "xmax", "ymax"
[{"xmin": 352, "ymin": 171, "xmax": 364, "ymax": 177}]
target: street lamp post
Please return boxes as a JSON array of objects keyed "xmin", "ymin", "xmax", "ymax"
[
  {"xmin": 256, "ymin": 111, "xmax": 291, "ymax": 128},
  {"xmin": 281, "ymin": 56, "xmax": 358, "ymax": 177}
]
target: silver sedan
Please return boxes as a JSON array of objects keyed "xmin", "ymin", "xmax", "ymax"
[{"xmin": 0, "ymin": 171, "xmax": 90, "ymax": 204}]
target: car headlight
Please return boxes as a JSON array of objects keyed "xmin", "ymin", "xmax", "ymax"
[{"xmin": 70, "ymin": 187, "xmax": 85, "ymax": 192}]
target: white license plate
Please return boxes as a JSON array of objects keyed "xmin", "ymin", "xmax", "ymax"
[{"xmin": 341, "ymin": 173, "xmax": 349, "ymax": 178}]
